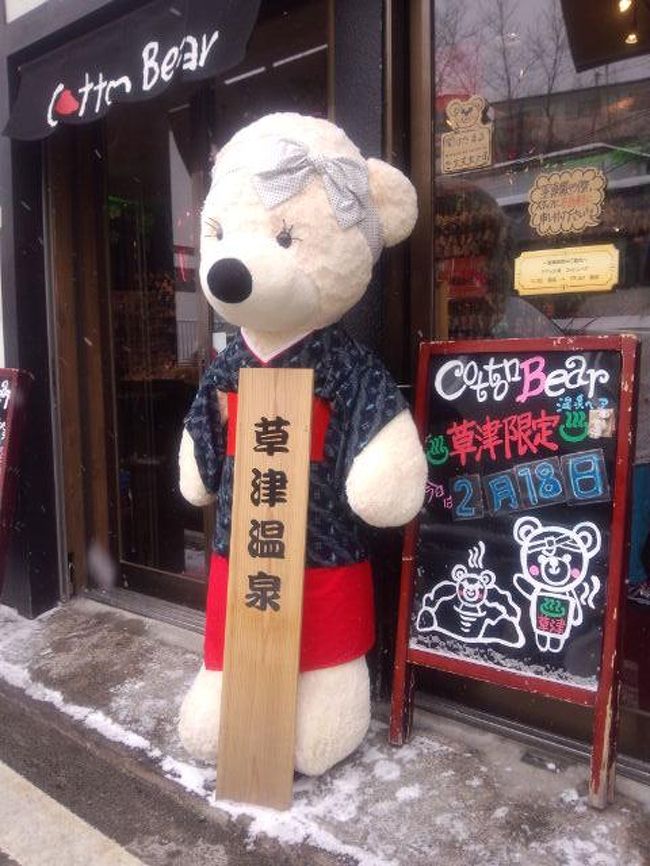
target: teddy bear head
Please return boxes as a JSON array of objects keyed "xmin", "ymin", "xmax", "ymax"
[
  {"xmin": 450, "ymin": 562, "xmax": 495, "ymax": 606},
  {"xmin": 199, "ymin": 112, "xmax": 418, "ymax": 336},
  {"xmin": 513, "ymin": 516, "xmax": 601, "ymax": 592},
  {"xmin": 445, "ymin": 95, "xmax": 486, "ymax": 131}
]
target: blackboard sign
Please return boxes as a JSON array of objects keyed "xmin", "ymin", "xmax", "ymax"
[
  {"xmin": 0, "ymin": 369, "xmax": 32, "ymax": 595},
  {"xmin": 390, "ymin": 337, "xmax": 638, "ymax": 808}
]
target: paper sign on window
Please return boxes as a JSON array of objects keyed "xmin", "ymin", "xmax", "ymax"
[
  {"xmin": 441, "ymin": 96, "xmax": 493, "ymax": 175},
  {"xmin": 514, "ymin": 244, "xmax": 619, "ymax": 296},
  {"xmin": 528, "ymin": 167, "xmax": 607, "ymax": 237}
]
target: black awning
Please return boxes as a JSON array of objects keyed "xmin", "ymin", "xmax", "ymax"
[
  {"xmin": 561, "ymin": 0, "xmax": 650, "ymax": 71},
  {"xmin": 4, "ymin": 0, "xmax": 261, "ymax": 140}
]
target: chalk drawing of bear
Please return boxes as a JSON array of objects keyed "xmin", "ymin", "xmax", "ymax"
[
  {"xmin": 416, "ymin": 542, "xmax": 525, "ymax": 648},
  {"xmin": 512, "ymin": 516, "xmax": 601, "ymax": 654}
]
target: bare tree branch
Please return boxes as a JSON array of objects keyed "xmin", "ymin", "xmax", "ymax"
[{"xmin": 434, "ymin": 1, "xmax": 481, "ymax": 96}]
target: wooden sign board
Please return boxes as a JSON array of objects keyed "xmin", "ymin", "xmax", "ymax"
[
  {"xmin": 390, "ymin": 337, "xmax": 638, "ymax": 808},
  {"xmin": 0, "ymin": 369, "xmax": 32, "ymax": 595},
  {"xmin": 216, "ymin": 367, "xmax": 313, "ymax": 810}
]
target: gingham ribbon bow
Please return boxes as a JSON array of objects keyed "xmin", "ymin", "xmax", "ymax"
[{"xmin": 252, "ymin": 138, "xmax": 382, "ymax": 260}]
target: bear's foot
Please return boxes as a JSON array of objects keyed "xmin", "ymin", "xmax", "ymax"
[
  {"xmin": 178, "ymin": 665, "xmax": 223, "ymax": 762},
  {"xmin": 294, "ymin": 656, "xmax": 370, "ymax": 776},
  {"xmin": 179, "ymin": 658, "xmax": 370, "ymax": 777}
]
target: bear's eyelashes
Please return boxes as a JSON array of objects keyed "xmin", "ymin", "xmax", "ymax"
[
  {"xmin": 204, "ymin": 217, "xmax": 223, "ymax": 240},
  {"xmin": 276, "ymin": 220, "xmax": 300, "ymax": 249}
]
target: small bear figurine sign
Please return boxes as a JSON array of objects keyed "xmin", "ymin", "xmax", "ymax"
[{"xmin": 177, "ymin": 113, "xmax": 427, "ymax": 793}]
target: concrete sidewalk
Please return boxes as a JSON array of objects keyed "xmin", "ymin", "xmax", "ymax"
[{"xmin": 0, "ymin": 598, "xmax": 649, "ymax": 866}]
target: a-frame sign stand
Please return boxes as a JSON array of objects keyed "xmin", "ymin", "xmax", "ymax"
[{"xmin": 390, "ymin": 336, "xmax": 638, "ymax": 809}]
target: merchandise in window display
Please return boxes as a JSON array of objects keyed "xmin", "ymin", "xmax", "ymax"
[{"xmin": 177, "ymin": 113, "xmax": 427, "ymax": 776}]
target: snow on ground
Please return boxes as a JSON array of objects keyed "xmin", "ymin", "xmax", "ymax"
[{"xmin": 1, "ymin": 601, "xmax": 650, "ymax": 866}]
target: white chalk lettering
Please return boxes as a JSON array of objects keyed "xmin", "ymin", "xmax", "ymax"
[
  {"xmin": 435, "ymin": 354, "xmax": 609, "ymax": 404},
  {"xmin": 0, "ymin": 381, "xmax": 12, "ymax": 410},
  {"xmin": 435, "ymin": 357, "xmax": 522, "ymax": 403}
]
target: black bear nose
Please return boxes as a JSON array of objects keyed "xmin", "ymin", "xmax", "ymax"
[{"xmin": 206, "ymin": 258, "xmax": 252, "ymax": 304}]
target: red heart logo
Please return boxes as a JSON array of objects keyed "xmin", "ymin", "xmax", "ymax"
[{"xmin": 54, "ymin": 88, "xmax": 80, "ymax": 116}]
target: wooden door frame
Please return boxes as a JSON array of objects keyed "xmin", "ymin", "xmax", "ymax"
[
  {"xmin": 377, "ymin": 0, "xmax": 435, "ymax": 381},
  {"xmin": 408, "ymin": 0, "xmax": 435, "ymax": 365},
  {"xmin": 46, "ymin": 124, "xmax": 115, "ymax": 595}
]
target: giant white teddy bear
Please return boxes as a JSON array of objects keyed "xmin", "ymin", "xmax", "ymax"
[{"xmin": 178, "ymin": 112, "xmax": 427, "ymax": 776}]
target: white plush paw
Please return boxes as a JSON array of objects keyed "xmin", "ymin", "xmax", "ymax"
[
  {"xmin": 345, "ymin": 409, "xmax": 427, "ymax": 527},
  {"xmin": 294, "ymin": 656, "xmax": 370, "ymax": 776},
  {"xmin": 178, "ymin": 665, "xmax": 223, "ymax": 762},
  {"xmin": 179, "ymin": 428, "xmax": 216, "ymax": 506}
]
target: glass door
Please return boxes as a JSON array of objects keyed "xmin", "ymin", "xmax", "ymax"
[{"xmin": 103, "ymin": 95, "xmax": 210, "ymax": 607}]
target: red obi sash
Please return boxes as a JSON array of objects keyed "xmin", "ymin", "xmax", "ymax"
[{"xmin": 204, "ymin": 554, "xmax": 375, "ymax": 672}]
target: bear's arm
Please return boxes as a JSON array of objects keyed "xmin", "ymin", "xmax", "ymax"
[
  {"xmin": 179, "ymin": 428, "xmax": 216, "ymax": 506},
  {"xmin": 179, "ymin": 364, "xmax": 226, "ymax": 507},
  {"xmin": 512, "ymin": 573, "xmax": 534, "ymax": 599},
  {"xmin": 345, "ymin": 409, "xmax": 427, "ymax": 527}
]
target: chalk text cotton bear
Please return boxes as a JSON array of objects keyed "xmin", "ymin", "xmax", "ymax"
[{"xmin": 178, "ymin": 113, "xmax": 427, "ymax": 775}]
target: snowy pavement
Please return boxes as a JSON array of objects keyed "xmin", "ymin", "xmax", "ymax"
[
  {"xmin": 0, "ymin": 759, "xmax": 143, "ymax": 865},
  {"xmin": 0, "ymin": 598, "xmax": 649, "ymax": 866}
]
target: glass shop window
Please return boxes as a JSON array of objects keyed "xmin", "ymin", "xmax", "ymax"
[{"xmin": 432, "ymin": 0, "xmax": 650, "ymax": 732}]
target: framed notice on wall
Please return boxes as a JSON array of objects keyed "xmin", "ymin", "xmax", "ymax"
[
  {"xmin": 0, "ymin": 369, "xmax": 32, "ymax": 594},
  {"xmin": 390, "ymin": 337, "xmax": 638, "ymax": 808}
]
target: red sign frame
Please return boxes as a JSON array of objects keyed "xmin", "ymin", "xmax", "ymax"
[
  {"xmin": 0, "ymin": 369, "xmax": 33, "ymax": 595},
  {"xmin": 390, "ymin": 336, "xmax": 638, "ymax": 809}
]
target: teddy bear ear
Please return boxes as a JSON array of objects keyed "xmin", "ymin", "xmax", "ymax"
[
  {"xmin": 367, "ymin": 158, "xmax": 418, "ymax": 247},
  {"xmin": 513, "ymin": 515, "xmax": 541, "ymax": 545},
  {"xmin": 451, "ymin": 564, "xmax": 467, "ymax": 582},
  {"xmin": 574, "ymin": 522, "xmax": 602, "ymax": 557}
]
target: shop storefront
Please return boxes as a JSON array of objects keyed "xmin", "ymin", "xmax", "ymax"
[
  {"xmin": 1, "ymin": 0, "xmax": 649, "ymax": 785},
  {"xmin": 0, "ymin": 0, "xmax": 416, "ymax": 617},
  {"xmin": 424, "ymin": 0, "xmax": 650, "ymax": 778}
]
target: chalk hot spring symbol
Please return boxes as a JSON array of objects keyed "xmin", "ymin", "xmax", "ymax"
[{"xmin": 416, "ymin": 541, "xmax": 525, "ymax": 648}]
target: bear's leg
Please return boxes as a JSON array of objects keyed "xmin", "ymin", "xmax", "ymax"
[
  {"xmin": 178, "ymin": 665, "xmax": 223, "ymax": 762},
  {"xmin": 294, "ymin": 656, "xmax": 370, "ymax": 776},
  {"xmin": 179, "ymin": 658, "xmax": 370, "ymax": 775}
]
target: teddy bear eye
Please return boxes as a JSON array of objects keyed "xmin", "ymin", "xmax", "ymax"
[
  {"xmin": 204, "ymin": 217, "xmax": 223, "ymax": 240},
  {"xmin": 276, "ymin": 222, "xmax": 294, "ymax": 248}
]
